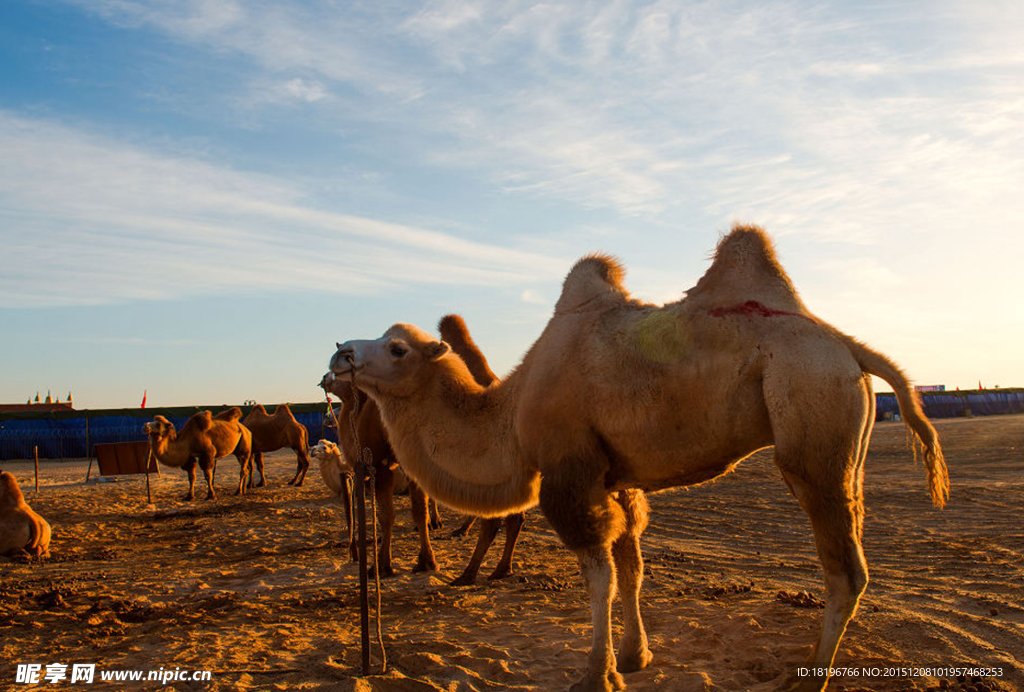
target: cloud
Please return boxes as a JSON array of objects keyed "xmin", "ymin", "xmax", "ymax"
[{"xmin": 0, "ymin": 111, "xmax": 566, "ymax": 308}]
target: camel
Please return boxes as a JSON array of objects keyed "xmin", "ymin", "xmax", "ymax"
[
  {"xmin": 144, "ymin": 408, "xmax": 253, "ymax": 501},
  {"xmin": 320, "ymin": 314, "xmax": 527, "ymax": 584},
  {"xmin": 328, "ymin": 224, "xmax": 949, "ymax": 692},
  {"xmin": 317, "ymin": 375, "xmax": 437, "ymax": 575},
  {"xmin": 436, "ymin": 314, "xmax": 526, "ymax": 586},
  {"xmin": 0, "ymin": 471, "xmax": 51, "ymax": 560},
  {"xmin": 242, "ymin": 403, "xmax": 310, "ymax": 486}
]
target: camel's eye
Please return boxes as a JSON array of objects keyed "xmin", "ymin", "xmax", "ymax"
[{"xmin": 389, "ymin": 342, "xmax": 409, "ymax": 358}]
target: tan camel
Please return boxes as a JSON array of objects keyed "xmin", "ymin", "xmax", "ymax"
[
  {"xmin": 311, "ymin": 439, "xmax": 349, "ymax": 495},
  {"xmin": 242, "ymin": 403, "xmax": 310, "ymax": 486},
  {"xmin": 144, "ymin": 408, "xmax": 253, "ymax": 501},
  {"xmin": 0, "ymin": 471, "xmax": 51, "ymax": 559},
  {"xmin": 328, "ymin": 224, "xmax": 948, "ymax": 692}
]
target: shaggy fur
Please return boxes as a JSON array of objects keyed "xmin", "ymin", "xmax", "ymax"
[
  {"xmin": 330, "ymin": 223, "xmax": 947, "ymax": 692},
  {"xmin": 0, "ymin": 472, "xmax": 51, "ymax": 559}
]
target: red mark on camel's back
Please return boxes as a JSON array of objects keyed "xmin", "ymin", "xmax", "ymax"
[{"xmin": 708, "ymin": 301, "xmax": 808, "ymax": 320}]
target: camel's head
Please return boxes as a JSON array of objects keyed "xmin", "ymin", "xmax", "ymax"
[
  {"xmin": 0, "ymin": 471, "xmax": 24, "ymax": 507},
  {"xmin": 330, "ymin": 323, "xmax": 451, "ymax": 397},
  {"xmin": 143, "ymin": 415, "xmax": 175, "ymax": 440},
  {"xmin": 310, "ymin": 439, "xmax": 340, "ymax": 461}
]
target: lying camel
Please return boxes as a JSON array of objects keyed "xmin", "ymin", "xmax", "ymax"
[
  {"xmin": 144, "ymin": 408, "xmax": 252, "ymax": 501},
  {"xmin": 318, "ymin": 375, "xmax": 437, "ymax": 575},
  {"xmin": 0, "ymin": 471, "xmax": 51, "ymax": 559},
  {"xmin": 242, "ymin": 403, "xmax": 310, "ymax": 486},
  {"xmin": 329, "ymin": 224, "xmax": 948, "ymax": 692}
]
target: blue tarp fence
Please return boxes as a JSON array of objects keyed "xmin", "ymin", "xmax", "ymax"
[
  {"xmin": 875, "ymin": 390, "xmax": 1024, "ymax": 420},
  {"xmin": 0, "ymin": 403, "xmax": 336, "ymax": 461},
  {"xmin": 2, "ymin": 392, "xmax": 1023, "ymax": 461}
]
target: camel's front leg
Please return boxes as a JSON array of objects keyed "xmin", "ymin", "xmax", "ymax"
[{"xmin": 571, "ymin": 545, "xmax": 624, "ymax": 692}]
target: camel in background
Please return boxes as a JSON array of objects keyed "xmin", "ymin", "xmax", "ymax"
[
  {"xmin": 320, "ymin": 313, "xmax": 526, "ymax": 584},
  {"xmin": 329, "ymin": 224, "xmax": 948, "ymax": 692},
  {"xmin": 0, "ymin": 471, "xmax": 51, "ymax": 560},
  {"xmin": 242, "ymin": 403, "xmax": 310, "ymax": 487},
  {"xmin": 144, "ymin": 408, "xmax": 252, "ymax": 501},
  {"xmin": 317, "ymin": 376, "xmax": 437, "ymax": 575}
]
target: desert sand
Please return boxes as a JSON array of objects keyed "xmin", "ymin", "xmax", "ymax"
[{"xmin": 1, "ymin": 414, "xmax": 1021, "ymax": 691}]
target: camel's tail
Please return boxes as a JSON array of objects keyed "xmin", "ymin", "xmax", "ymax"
[{"xmin": 839, "ymin": 330, "xmax": 949, "ymax": 508}]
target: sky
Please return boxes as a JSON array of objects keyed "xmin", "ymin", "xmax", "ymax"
[{"xmin": 1, "ymin": 0, "xmax": 1022, "ymax": 409}]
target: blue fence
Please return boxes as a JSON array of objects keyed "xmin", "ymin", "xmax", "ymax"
[
  {"xmin": 0, "ymin": 404, "xmax": 336, "ymax": 461},
  {"xmin": 2, "ymin": 392, "xmax": 1023, "ymax": 461}
]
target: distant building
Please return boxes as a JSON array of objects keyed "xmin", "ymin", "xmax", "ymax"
[
  {"xmin": 914, "ymin": 385, "xmax": 945, "ymax": 393},
  {"xmin": 0, "ymin": 390, "xmax": 75, "ymax": 413}
]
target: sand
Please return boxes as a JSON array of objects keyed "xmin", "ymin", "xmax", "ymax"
[{"xmin": 1, "ymin": 415, "xmax": 1021, "ymax": 691}]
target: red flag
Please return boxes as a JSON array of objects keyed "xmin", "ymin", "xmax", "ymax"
[
  {"xmin": 978, "ymin": 380, "xmax": 983, "ymax": 390},
  {"xmin": 141, "ymin": 390, "xmax": 147, "ymax": 409}
]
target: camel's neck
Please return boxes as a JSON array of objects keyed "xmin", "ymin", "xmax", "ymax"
[
  {"xmin": 372, "ymin": 374, "xmax": 539, "ymax": 518},
  {"xmin": 149, "ymin": 433, "xmax": 189, "ymax": 468}
]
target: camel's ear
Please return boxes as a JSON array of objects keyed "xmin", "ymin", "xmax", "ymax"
[{"xmin": 426, "ymin": 340, "xmax": 451, "ymax": 361}]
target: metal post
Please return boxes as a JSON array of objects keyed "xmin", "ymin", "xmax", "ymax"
[{"xmin": 34, "ymin": 446, "xmax": 39, "ymax": 492}]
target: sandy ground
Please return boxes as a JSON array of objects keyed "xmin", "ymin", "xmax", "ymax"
[{"xmin": 1, "ymin": 415, "xmax": 1021, "ymax": 692}]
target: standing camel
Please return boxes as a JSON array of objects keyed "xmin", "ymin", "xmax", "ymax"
[
  {"xmin": 144, "ymin": 408, "xmax": 252, "ymax": 501},
  {"xmin": 328, "ymin": 224, "xmax": 948, "ymax": 692},
  {"xmin": 242, "ymin": 403, "xmax": 310, "ymax": 487}
]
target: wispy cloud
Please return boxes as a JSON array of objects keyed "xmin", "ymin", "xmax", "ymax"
[
  {"xmin": 0, "ymin": 111, "xmax": 566, "ymax": 308},
  {"xmin": 54, "ymin": 0, "xmax": 1024, "ymax": 238}
]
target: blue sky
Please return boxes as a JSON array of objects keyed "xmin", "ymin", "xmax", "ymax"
[{"xmin": 2, "ymin": 0, "xmax": 1022, "ymax": 409}]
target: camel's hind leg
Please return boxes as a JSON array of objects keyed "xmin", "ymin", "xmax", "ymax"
[
  {"xmin": 611, "ymin": 490, "xmax": 652, "ymax": 674},
  {"xmin": 488, "ymin": 511, "xmax": 526, "ymax": 580},
  {"xmin": 408, "ymin": 481, "xmax": 438, "ymax": 572},
  {"xmin": 773, "ymin": 380, "xmax": 873, "ymax": 692}
]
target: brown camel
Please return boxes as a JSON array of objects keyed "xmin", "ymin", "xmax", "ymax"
[
  {"xmin": 320, "ymin": 314, "xmax": 526, "ymax": 584},
  {"xmin": 436, "ymin": 314, "xmax": 526, "ymax": 586},
  {"xmin": 329, "ymin": 224, "xmax": 948, "ymax": 692},
  {"xmin": 144, "ymin": 408, "xmax": 253, "ymax": 501},
  {"xmin": 0, "ymin": 471, "xmax": 51, "ymax": 560},
  {"xmin": 242, "ymin": 403, "xmax": 310, "ymax": 487},
  {"xmin": 318, "ymin": 374, "xmax": 437, "ymax": 576}
]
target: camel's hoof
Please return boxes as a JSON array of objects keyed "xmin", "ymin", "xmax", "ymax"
[
  {"xmin": 413, "ymin": 556, "xmax": 438, "ymax": 573},
  {"xmin": 430, "ymin": 519, "xmax": 444, "ymax": 530},
  {"xmin": 181, "ymin": 495, "xmax": 195, "ymax": 502},
  {"xmin": 616, "ymin": 647, "xmax": 653, "ymax": 673},
  {"xmin": 568, "ymin": 669, "xmax": 625, "ymax": 692},
  {"xmin": 451, "ymin": 572, "xmax": 477, "ymax": 587},
  {"xmin": 487, "ymin": 565, "xmax": 512, "ymax": 580},
  {"xmin": 450, "ymin": 527, "xmax": 471, "ymax": 538},
  {"xmin": 368, "ymin": 566, "xmax": 395, "ymax": 579}
]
